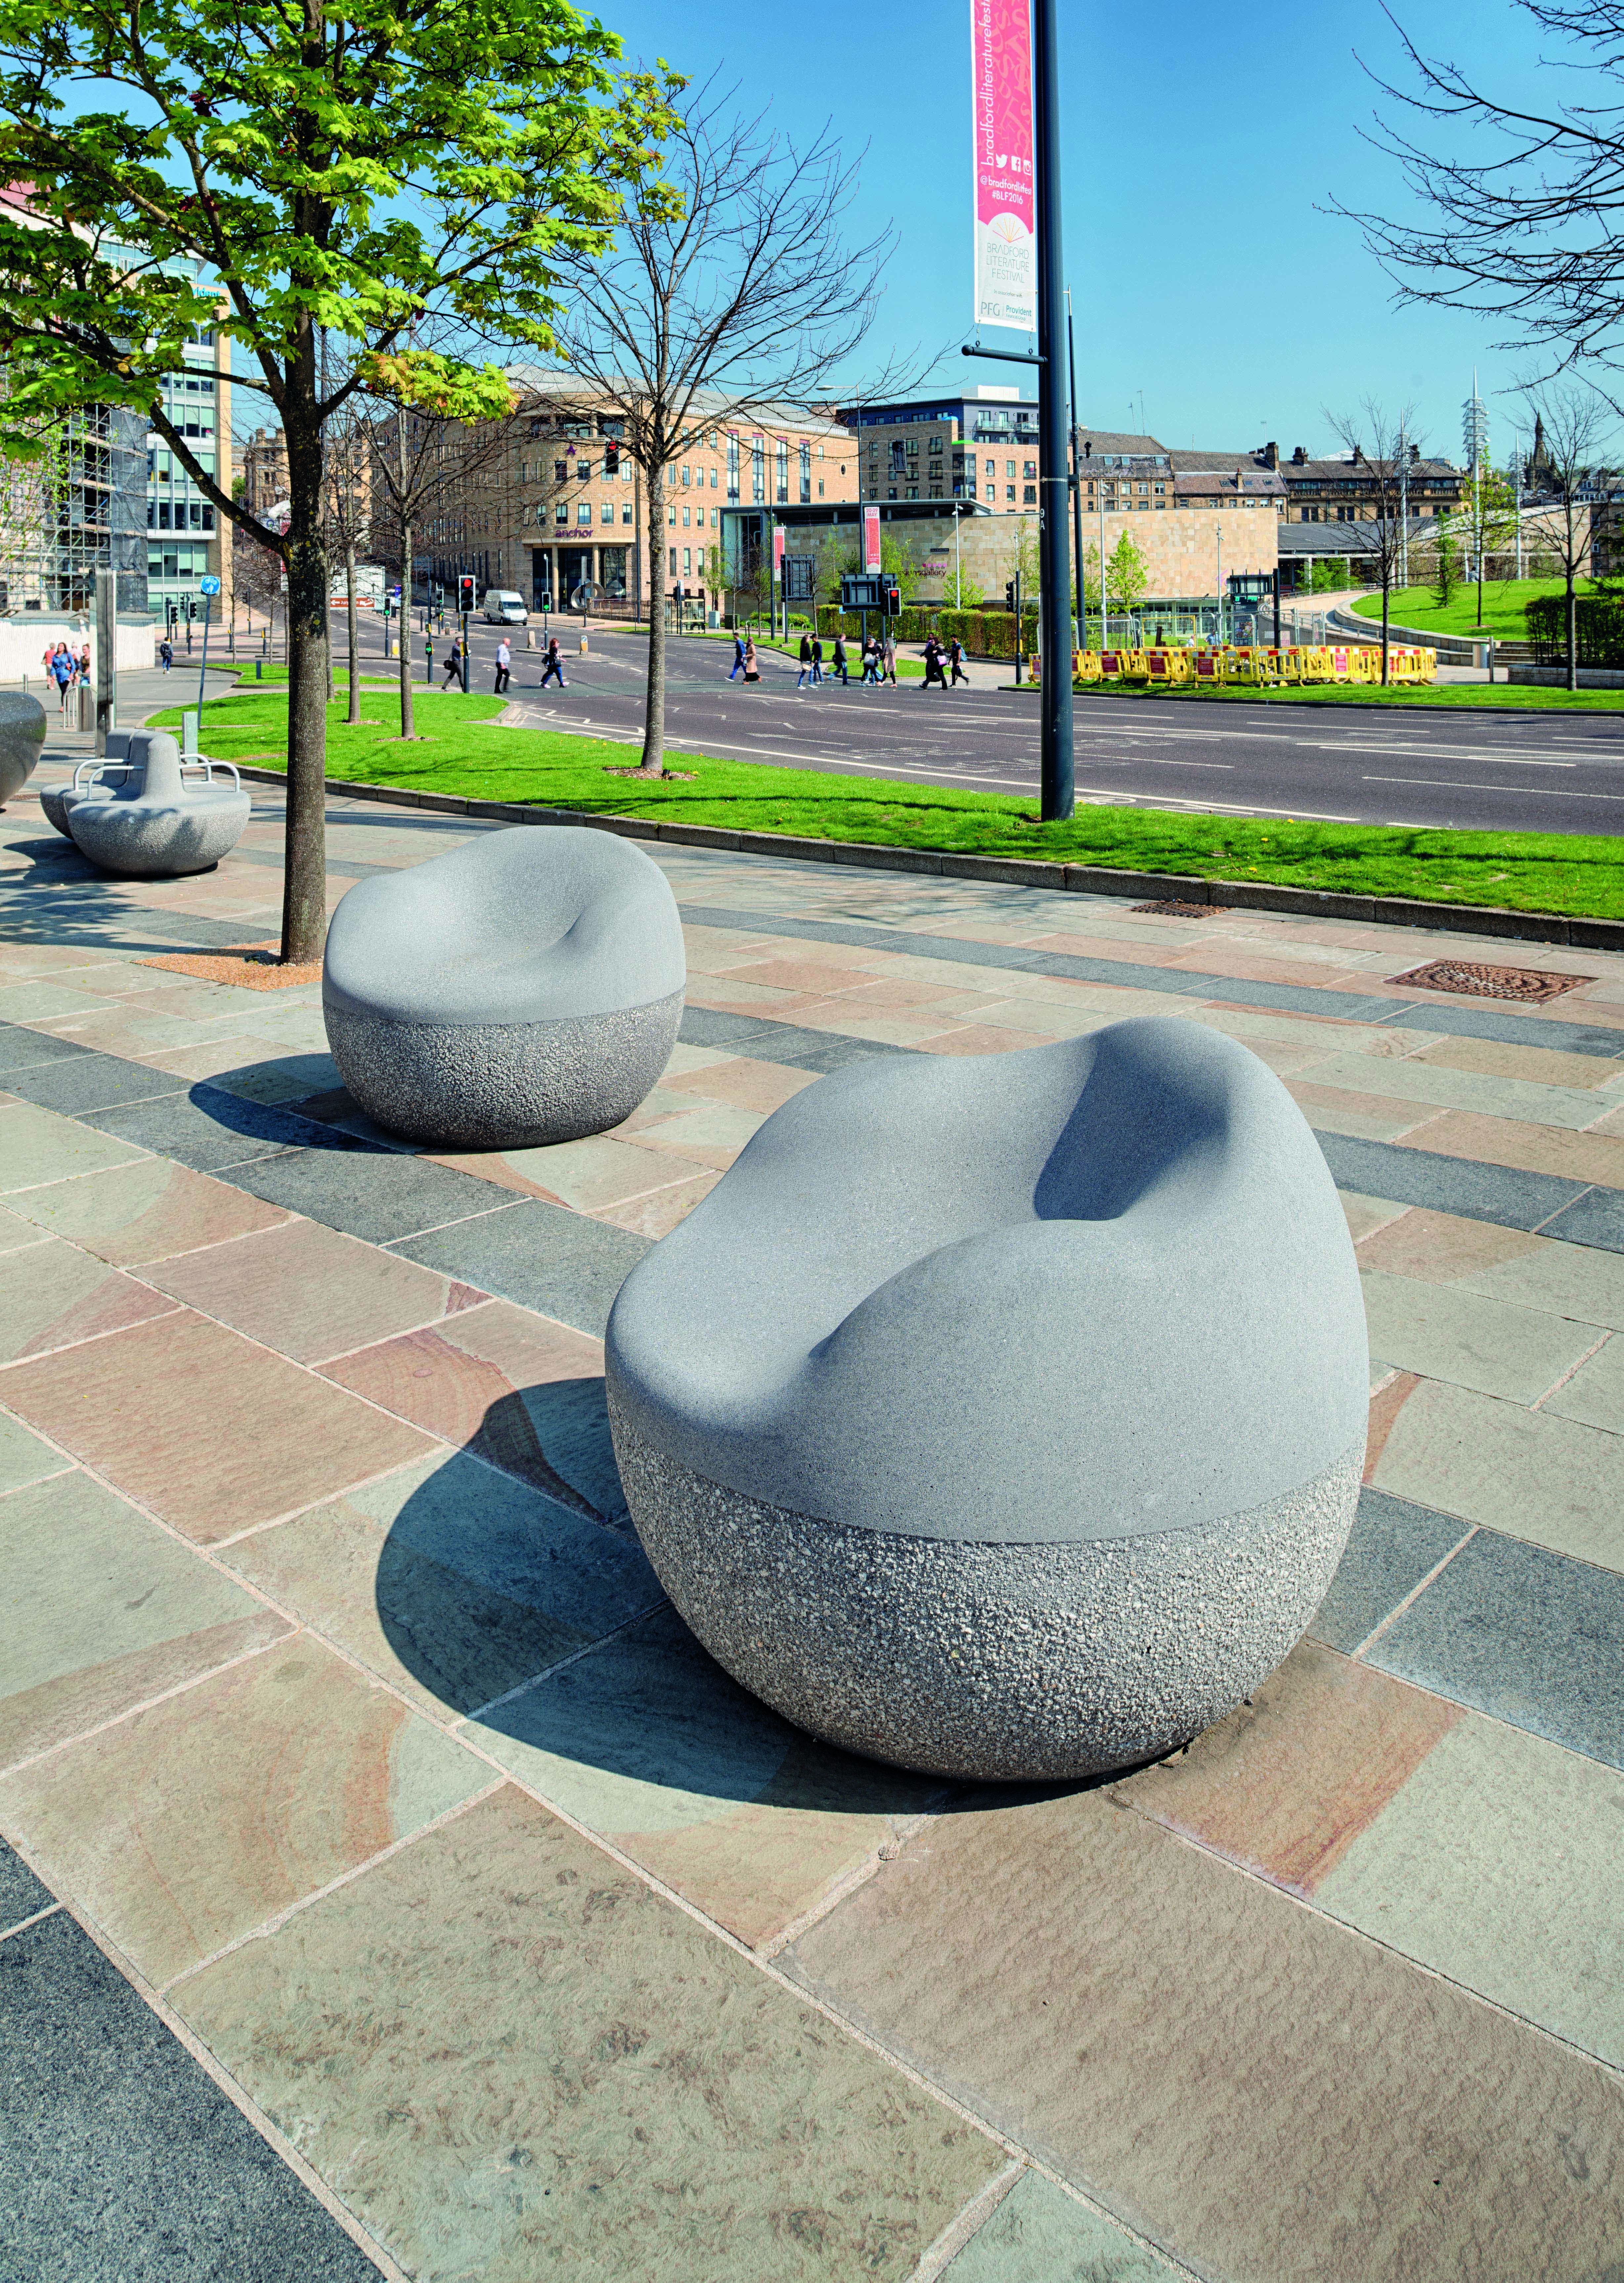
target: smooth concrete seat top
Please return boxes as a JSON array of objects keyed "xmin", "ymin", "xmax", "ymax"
[
  {"xmin": 323, "ymin": 827, "xmax": 686, "ymax": 1026},
  {"xmin": 606, "ymin": 1017, "xmax": 1367, "ymax": 1547}
]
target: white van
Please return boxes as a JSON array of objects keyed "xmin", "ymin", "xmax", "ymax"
[{"xmin": 482, "ymin": 590, "xmax": 528, "ymax": 625}]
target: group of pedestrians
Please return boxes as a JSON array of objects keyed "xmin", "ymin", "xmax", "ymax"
[
  {"xmin": 728, "ymin": 626, "xmax": 969, "ymax": 691},
  {"xmin": 43, "ymin": 641, "xmax": 91, "ymax": 715},
  {"xmin": 921, "ymin": 633, "xmax": 970, "ymax": 689}
]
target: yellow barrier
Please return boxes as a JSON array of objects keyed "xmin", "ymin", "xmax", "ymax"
[{"xmin": 1075, "ymin": 651, "xmax": 1102, "ymax": 682}]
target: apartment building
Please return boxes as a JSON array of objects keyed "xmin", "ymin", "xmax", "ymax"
[
  {"xmin": 414, "ymin": 370, "xmax": 857, "ymax": 611},
  {"xmin": 1279, "ymin": 444, "xmax": 1461, "ymax": 522},
  {"xmin": 240, "ymin": 427, "xmax": 289, "ymax": 519},
  {"xmin": 841, "ymin": 386, "xmax": 1045, "ymax": 506},
  {"xmin": 147, "ymin": 323, "xmax": 232, "ymax": 622}
]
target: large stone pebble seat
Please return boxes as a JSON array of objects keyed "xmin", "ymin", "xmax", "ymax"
[
  {"xmin": 322, "ymin": 826, "xmax": 686, "ymax": 1149},
  {"xmin": 40, "ymin": 729, "xmax": 135, "ymax": 836},
  {"xmin": 0, "ymin": 690, "xmax": 46, "ymax": 807},
  {"xmin": 605, "ymin": 1016, "xmax": 1368, "ymax": 1783},
  {"xmin": 66, "ymin": 730, "xmax": 249, "ymax": 876}
]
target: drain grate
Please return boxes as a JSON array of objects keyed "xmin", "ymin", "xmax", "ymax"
[
  {"xmin": 1131, "ymin": 899, "xmax": 1216, "ymax": 918},
  {"xmin": 1389, "ymin": 957, "xmax": 1594, "ymax": 1004}
]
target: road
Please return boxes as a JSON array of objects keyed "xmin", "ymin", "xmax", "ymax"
[{"xmin": 342, "ymin": 613, "xmax": 1624, "ymax": 838}]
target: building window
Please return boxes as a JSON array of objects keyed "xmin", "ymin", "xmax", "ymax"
[
  {"xmin": 601, "ymin": 501, "xmax": 613, "ymax": 522},
  {"xmin": 929, "ymin": 437, "xmax": 943, "ymax": 456},
  {"xmin": 577, "ymin": 504, "xmax": 592, "ymax": 526},
  {"xmin": 887, "ymin": 486, "xmax": 897, "ymax": 500},
  {"xmin": 555, "ymin": 501, "xmax": 568, "ymax": 524},
  {"xmin": 817, "ymin": 480, "xmax": 825, "ymax": 498},
  {"xmin": 727, "ymin": 433, "xmax": 740, "ymax": 500},
  {"xmin": 682, "ymin": 548, "xmax": 691, "ymax": 573},
  {"xmin": 985, "ymin": 458, "xmax": 996, "ymax": 478},
  {"xmin": 1023, "ymin": 461, "xmax": 1037, "ymax": 479},
  {"xmin": 1005, "ymin": 485, "xmax": 1016, "ymax": 502},
  {"xmin": 799, "ymin": 439, "xmax": 811, "ymax": 503},
  {"xmin": 554, "ymin": 459, "xmax": 567, "ymax": 482},
  {"xmin": 1023, "ymin": 485, "xmax": 1036, "ymax": 505},
  {"xmin": 751, "ymin": 435, "xmax": 764, "ymax": 503},
  {"xmin": 907, "ymin": 486, "xmax": 918, "ymax": 500},
  {"xmin": 681, "ymin": 465, "xmax": 690, "ymax": 487},
  {"xmin": 1006, "ymin": 461, "xmax": 1016, "ymax": 480},
  {"xmin": 930, "ymin": 484, "xmax": 942, "ymax": 498},
  {"xmin": 669, "ymin": 547, "xmax": 677, "ymax": 575},
  {"xmin": 622, "ymin": 501, "xmax": 634, "ymax": 524},
  {"xmin": 668, "ymin": 504, "xmax": 676, "ymax": 526},
  {"xmin": 682, "ymin": 504, "xmax": 690, "ymax": 527},
  {"xmin": 776, "ymin": 439, "xmax": 788, "ymax": 503}
]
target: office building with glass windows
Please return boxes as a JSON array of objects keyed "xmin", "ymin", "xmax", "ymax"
[{"xmin": 147, "ymin": 324, "xmax": 233, "ymax": 624}]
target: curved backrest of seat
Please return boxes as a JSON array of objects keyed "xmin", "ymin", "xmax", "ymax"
[
  {"xmin": 104, "ymin": 730, "xmax": 132, "ymax": 761},
  {"xmin": 606, "ymin": 1017, "xmax": 1368, "ymax": 1547},
  {"xmin": 135, "ymin": 733, "xmax": 185, "ymax": 801},
  {"xmin": 323, "ymin": 826, "xmax": 686, "ymax": 1023}
]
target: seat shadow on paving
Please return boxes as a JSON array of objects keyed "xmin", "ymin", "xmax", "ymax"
[{"xmin": 7, "ymin": 767, "xmax": 1624, "ymax": 2276}]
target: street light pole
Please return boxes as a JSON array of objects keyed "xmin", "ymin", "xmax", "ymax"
[
  {"xmin": 1034, "ymin": 0, "xmax": 1073, "ymax": 818},
  {"xmin": 1067, "ymin": 291, "xmax": 1085, "ymax": 651}
]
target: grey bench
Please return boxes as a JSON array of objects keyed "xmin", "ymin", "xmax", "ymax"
[
  {"xmin": 66, "ymin": 730, "xmax": 249, "ymax": 876},
  {"xmin": 0, "ymin": 691, "xmax": 46, "ymax": 808}
]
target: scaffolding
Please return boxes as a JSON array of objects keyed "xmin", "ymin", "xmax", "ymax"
[{"xmin": 0, "ymin": 400, "xmax": 148, "ymax": 616}]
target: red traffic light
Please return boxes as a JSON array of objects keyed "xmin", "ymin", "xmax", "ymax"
[
  {"xmin": 457, "ymin": 575, "xmax": 476, "ymax": 614},
  {"xmin": 884, "ymin": 584, "xmax": 901, "ymax": 615}
]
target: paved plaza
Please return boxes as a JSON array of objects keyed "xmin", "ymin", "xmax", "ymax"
[{"xmin": 4, "ymin": 727, "xmax": 1624, "ymax": 2278}]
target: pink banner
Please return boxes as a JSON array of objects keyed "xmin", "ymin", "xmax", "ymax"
[
  {"xmin": 863, "ymin": 504, "xmax": 881, "ymax": 575},
  {"xmin": 970, "ymin": 0, "xmax": 1035, "ymax": 333}
]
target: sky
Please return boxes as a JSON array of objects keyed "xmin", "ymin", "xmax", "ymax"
[{"xmin": 600, "ymin": 0, "xmax": 1591, "ymax": 469}]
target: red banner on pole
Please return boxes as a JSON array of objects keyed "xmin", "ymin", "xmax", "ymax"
[
  {"xmin": 970, "ymin": 0, "xmax": 1036, "ymax": 333},
  {"xmin": 862, "ymin": 504, "xmax": 881, "ymax": 575}
]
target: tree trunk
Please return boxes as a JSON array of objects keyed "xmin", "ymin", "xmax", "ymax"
[
  {"xmin": 1567, "ymin": 571, "xmax": 1578, "ymax": 693},
  {"xmin": 639, "ymin": 462, "xmax": 666, "ymax": 775},
  {"xmin": 281, "ymin": 419, "xmax": 329, "ymax": 967},
  {"xmin": 1381, "ymin": 582, "xmax": 1390, "ymax": 686},
  {"xmin": 345, "ymin": 538, "xmax": 361, "ymax": 725},
  {"xmin": 399, "ymin": 521, "xmax": 416, "ymax": 739}
]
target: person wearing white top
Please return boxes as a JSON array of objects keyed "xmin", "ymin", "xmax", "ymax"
[{"xmin": 493, "ymin": 638, "xmax": 512, "ymax": 695}]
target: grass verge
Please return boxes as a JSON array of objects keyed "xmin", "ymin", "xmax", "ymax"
[
  {"xmin": 1350, "ymin": 577, "xmax": 1605, "ymax": 641},
  {"xmin": 160, "ymin": 685, "xmax": 1624, "ymax": 920}
]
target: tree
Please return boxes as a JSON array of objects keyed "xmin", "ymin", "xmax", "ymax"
[
  {"xmin": 1430, "ymin": 510, "xmax": 1461, "ymax": 609},
  {"xmin": 1513, "ymin": 379, "xmax": 1612, "ymax": 687},
  {"xmin": 1460, "ymin": 464, "xmax": 1518, "ymax": 628},
  {"xmin": 548, "ymin": 80, "xmax": 901, "ymax": 776},
  {"xmin": 363, "ymin": 349, "xmax": 519, "ymax": 739},
  {"xmin": 1104, "ymin": 531, "xmax": 1148, "ymax": 616},
  {"xmin": 0, "ymin": 5, "xmax": 670, "ymax": 960},
  {"xmin": 1324, "ymin": 403, "xmax": 1417, "ymax": 683}
]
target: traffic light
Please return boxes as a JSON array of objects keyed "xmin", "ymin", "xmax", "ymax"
[
  {"xmin": 166, "ymin": 600, "xmax": 178, "ymax": 628},
  {"xmin": 1005, "ymin": 581, "xmax": 1017, "ymax": 610},
  {"xmin": 457, "ymin": 574, "xmax": 476, "ymax": 616},
  {"xmin": 884, "ymin": 583, "xmax": 901, "ymax": 618},
  {"xmin": 186, "ymin": 596, "xmax": 198, "ymax": 621}
]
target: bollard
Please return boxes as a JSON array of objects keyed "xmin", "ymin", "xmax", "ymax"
[
  {"xmin": 578, "ymin": 634, "xmax": 588, "ymax": 655},
  {"xmin": 255, "ymin": 658, "xmax": 263, "ymax": 681},
  {"xmin": 526, "ymin": 629, "xmax": 536, "ymax": 649},
  {"xmin": 77, "ymin": 682, "xmax": 93, "ymax": 731},
  {"xmin": 182, "ymin": 710, "xmax": 200, "ymax": 758}
]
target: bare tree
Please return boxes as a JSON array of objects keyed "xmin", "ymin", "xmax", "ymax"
[
  {"xmin": 1515, "ymin": 378, "xmax": 1612, "ymax": 684},
  {"xmin": 1324, "ymin": 401, "xmax": 1418, "ymax": 684},
  {"xmin": 548, "ymin": 80, "xmax": 907, "ymax": 776},
  {"xmin": 363, "ymin": 350, "xmax": 519, "ymax": 738},
  {"xmin": 321, "ymin": 390, "xmax": 375, "ymax": 725}
]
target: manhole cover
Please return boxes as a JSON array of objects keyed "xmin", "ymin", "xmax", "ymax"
[
  {"xmin": 1389, "ymin": 958, "xmax": 1594, "ymax": 1004},
  {"xmin": 1131, "ymin": 899, "xmax": 1215, "ymax": 918}
]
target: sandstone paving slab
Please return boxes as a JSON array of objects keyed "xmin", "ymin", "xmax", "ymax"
[
  {"xmin": 1358, "ymin": 1266, "xmax": 1603, "ymax": 1404},
  {"xmin": 1367, "ymin": 1376, "xmax": 1624, "ymax": 1570},
  {"xmin": 0, "ymin": 1630, "xmax": 489, "ymax": 1987},
  {"xmin": 465, "ymin": 1604, "xmax": 939, "ymax": 1950},
  {"xmin": 588, "ymin": 1168, "xmax": 724, "ymax": 1239},
  {"xmin": 388, "ymin": 1200, "xmax": 650, "ymax": 1342},
  {"xmin": 171, "ymin": 1785, "xmax": 1004, "ymax": 2282},
  {"xmin": 782, "ymin": 1785, "xmax": 1624, "ymax": 2283},
  {"xmin": 1541, "ymin": 1332, "xmax": 1624, "ymax": 1430},
  {"xmin": 1294, "ymin": 1050, "xmax": 1615, "ymax": 1134},
  {"xmin": 943, "ymin": 2172, "xmax": 1184, "ymax": 2283},
  {"xmin": 1542, "ymin": 1184, "xmax": 1624, "ymax": 1254},
  {"xmin": 0, "ymin": 1307, "xmax": 436, "ymax": 1544},
  {"xmin": 1287, "ymin": 1080, "xmax": 1442, "ymax": 1144},
  {"xmin": 1395, "ymin": 1108, "xmax": 1624, "ymax": 1187},
  {"xmin": 212, "ymin": 1138, "xmax": 518, "ymax": 1247},
  {"xmin": 0, "ymin": 1908, "xmax": 384, "ymax": 2283},
  {"xmin": 319, "ymin": 1298, "xmax": 626, "ymax": 1526},
  {"xmin": 1411, "ymin": 1034, "xmax": 1624, "ymax": 1092},
  {"xmin": 657, "ymin": 1056, "xmax": 820, "ymax": 1118},
  {"xmin": 0, "ymin": 1469, "xmax": 289, "ymax": 1770},
  {"xmin": 1308, "ymin": 1487, "xmax": 1474, "ymax": 1655},
  {"xmin": 1340, "ymin": 1190, "xmax": 1411, "ymax": 1244},
  {"xmin": 142, "ymin": 1214, "xmax": 488, "ymax": 1366},
  {"xmin": 1, "ymin": 1152, "xmax": 291, "ymax": 1265},
  {"xmin": 1110, "ymin": 1639, "xmax": 1462, "ymax": 1898},
  {"xmin": 0, "ymin": 1234, "xmax": 179, "ymax": 1362},
  {"xmin": 630, "ymin": 1100, "xmax": 769, "ymax": 1171},
  {"xmin": 221, "ymin": 1448, "xmax": 660, "ymax": 1722},
  {"xmin": 0, "ymin": 1832, "xmax": 51, "ymax": 1931},
  {"xmin": 1314, "ymin": 1714, "xmax": 1624, "ymax": 2070},
  {"xmin": 0, "ymin": 1410, "xmax": 72, "ymax": 1496},
  {"xmin": 427, "ymin": 1131, "xmax": 706, "ymax": 1216},
  {"xmin": 0, "ymin": 1096, "xmax": 148, "ymax": 1191},
  {"xmin": 1365, "ymin": 1528, "xmax": 1624, "ymax": 1772}
]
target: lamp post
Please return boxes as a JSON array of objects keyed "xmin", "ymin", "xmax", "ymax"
[{"xmin": 1033, "ymin": 0, "xmax": 1073, "ymax": 819}]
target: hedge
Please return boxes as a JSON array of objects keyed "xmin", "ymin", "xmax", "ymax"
[
  {"xmin": 1525, "ymin": 593, "xmax": 1624, "ymax": 667},
  {"xmin": 813, "ymin": 601, "xmax": 1039, "ymax": 657}
]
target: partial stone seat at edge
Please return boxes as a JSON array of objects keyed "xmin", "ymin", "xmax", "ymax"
[
  {"xmin": 65, "ymin": 730, "xmax": 249, "ymax": 877},
  {"xmin": 605, "ymin": 1015, "xmax": 1370, "ymax": 1784},
  {"xmin": 0, "ymin": 688, "xmax": 46, "ymax": 807},
  {"xmin": 321, "ymin": 824, "xmax": 687, "ymax": 1149}
]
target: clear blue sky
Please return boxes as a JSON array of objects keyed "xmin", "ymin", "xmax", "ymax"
[{"xmin": 603, "ymin": 0, "xmax": 1585, "ymax": 468}]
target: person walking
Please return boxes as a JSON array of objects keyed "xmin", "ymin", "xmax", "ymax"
[
  {"xmin": 810, "ymin": 632, "xmax": 824, "ymax": 686},
  {"xmin": 441, "ymin": 635, "xmax": 463, "ymax": 689},
  {"xmin": 50, "ymin": 644, "xmax": 73, "ymax": 715},
  {"xmin": 493, "ymin": 636, "xmax": 512, "ymax": 696},
  {"xmin": 158, "ymin": 635, "xmax": 173, "ymax": 672},
  {"xmin": 743, "ymin": 635, "xmax": 760, "ymax": 682},
  {"xmin": 919, "ymin": 635, "xmax": 941, "ymax": 690},
  {"xmin": 795, "ymin": 631, "xmax": 814, "ymax": 689},
  {"xmin": 949, "ymin": 636, "xmax": 969, "ymax": 687},
  {"xmin": 832, "ymin": 632, "xmax": 849, "ymax": 686},
  {"xmin": 728, "ymin": 630, "xmax": 746, "ymax": 681},
  {"xmin": 883, "ymin": 631, "xmax": 897, "ymax": 686},
  {"xmin": 861, "ymin": 636, "xmax": 879, "ymax": 685},
  {"xmin": 539, "ymin": 634, "xmax": 567, "ymax": 689}
]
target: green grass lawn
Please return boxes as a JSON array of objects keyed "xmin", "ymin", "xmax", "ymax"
[
  {"xmin": 1351, "ymin": 577, "xmax": 1603, "ymax": 641},
  {"xmin": 157, "ymin": 684, "xmax": 1624, "ymax": 920}
]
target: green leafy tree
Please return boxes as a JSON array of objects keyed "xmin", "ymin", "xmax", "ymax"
[
  {"xmin": 1104, "ymin": 531, "xmax": 1149, "ymax": 615},
  {"xmin": 0, "ymin": 3, "xmax": 671, "ymax": 960},
  {"xmin": 1431, "ymin": 511, "xmax": 1461, "ymax": 609},
  {"xmin": 1461, "ymin": 465, "xmax": 1518, "ymax": 628}
]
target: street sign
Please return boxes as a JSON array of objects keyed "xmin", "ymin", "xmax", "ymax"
[
  {"xmin": 199, "ymin": 574, "xmax": 221, "ymax": 597},
  {"xmin": 783, "ymin": 554, "xmax": 815, "ymax": 603},
  {"xmin": 841, "ymin": 573, "xmax": 885, "ymax": 611}
]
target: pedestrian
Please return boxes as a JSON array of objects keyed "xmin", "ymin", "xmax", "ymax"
[
  {"xmin": 919, "ymin": 635, "xmax": 940, "ymax": 690},
  {"xmin": 832, "ymin": 632, "xmax": 849, "ymax": 686},
  {"xmin": 493, "ymin": 636, "xmax": 511, "ymax": 695},
  {"xmin": 78, "ymin": 643, "xmax": 92, "ymax": 690},
  {"xmin": 883, "ymin": 632, "xmax": 897, "ymax": 686},
  {"xmin": 728, "ymin": 630, "xmax": 746, "ymax": 681},
  {"xmin": 158, "ymin": 635, "xmax": 173, "ymax": 672},
  {"xmin": 861, "ymin": 637, "xmax": 879, "ymax": 685},
  {"xmin": 810, "ymin": 633, "xmax": 824, "ymax": 686},
  {"xmin": 539, "ymin": 634, "xmax": 567, "ymax": 689},
  {"xmin": 50, "ymin": 643, "xmax": 73, "ymax": 714},
  {"xmin": 795, "ymin": 631, "xmax": 814, "ymax": 688},
  {"xmin": 949, "ymin": 636, "xmax": 969, "ymax": 687},
  {"xmin": 743, "ymin": 635, "xmax": 760, "ymax": 682},
  {"xmin": 441, "ymin": 636, "xmax": 462, "ymax": 689}
]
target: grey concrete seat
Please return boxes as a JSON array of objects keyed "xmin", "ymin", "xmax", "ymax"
[
  {"xmin": 66, "ymin": 730, "xmax": 249, "ymax": 876},
  {"xmin": 0, "ymin": 690, "xmax": 46, "ymax": 807},
  {"xmin": 40, "ymin": 730, "xmax": 136, "ymax": 836},
  {"xmin": 605, "ymin": 1016, "xmax": 1368, "ymax": 1783},
  {"xmin": 322, "ymin": 826, "xmax": 686, "ymax": 1148}
]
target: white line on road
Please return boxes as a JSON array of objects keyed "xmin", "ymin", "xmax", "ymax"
[{"xmin": 1362, "ymin": 774, "xmax": 1624, "ymax": 801}]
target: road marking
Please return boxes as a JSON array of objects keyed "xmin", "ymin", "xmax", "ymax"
[{"xmin": 1362, "ymin": 774, "xmax": 1624, "ymax": 801}]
